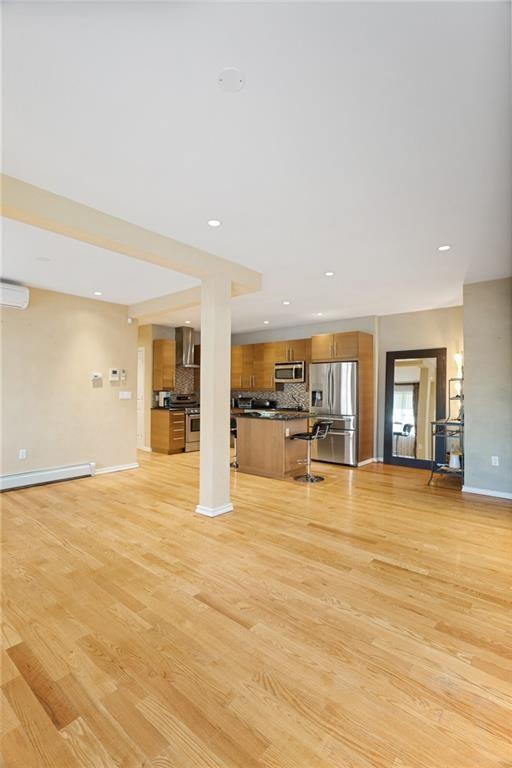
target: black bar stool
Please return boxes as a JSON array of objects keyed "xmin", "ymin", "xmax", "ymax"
[
  {"xmin": 291, "ymin": 420, "xmax": 333, "ymax": 483},
  {"xmin": 230, "ymin": 416, "xmax": 239, "ymax": 469}
]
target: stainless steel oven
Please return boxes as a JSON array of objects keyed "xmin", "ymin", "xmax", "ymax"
[
  {"xmin": 274, "ymin": 360, "xmax": 305, "ymax": 383},
  {"xmin": 185, "ymin": 409, "xmax": 200, "ymax": 452}
]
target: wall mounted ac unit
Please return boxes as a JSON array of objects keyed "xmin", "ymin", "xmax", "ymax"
[{"xmin": 0, "ymin": 282, "xmax": 30, "ymax": 309}]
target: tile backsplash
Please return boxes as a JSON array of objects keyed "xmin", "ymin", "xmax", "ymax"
[
  {"xmin": 174, "ymin": 366, "xmax": 195, "ymax": 395},
  {"xmin": 231, "ymin": 382, "xmax": 309, "ymax": 409}
]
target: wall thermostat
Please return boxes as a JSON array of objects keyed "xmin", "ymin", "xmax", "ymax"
[
  {"xmin": 91, "ymin": 372, "xmax": 103, "ymax": 381},
  {"xmin": 109, "ymin": 368, "xmax": 120, "ymax": 382}
]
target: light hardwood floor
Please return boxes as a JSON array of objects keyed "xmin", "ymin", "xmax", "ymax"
[{"xmin": 2, "ymin": 452, "xmax": 512, "ymax": 767}]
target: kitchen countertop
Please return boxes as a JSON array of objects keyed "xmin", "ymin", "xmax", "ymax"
[{"xmin": 235, "ymin": 411, "xmax": 312, "ymax": 421}]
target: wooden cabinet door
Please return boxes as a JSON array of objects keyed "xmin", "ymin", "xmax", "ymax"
[
  {"xmin": 151, "ymin": 410, "xmax": 170, "ymax": 453},
  {"xmin": 333, "ymin": 332, "xmax": 359, "ymax": 360},
  {"xmin": 252, "ymin": 344, "xmax": 266, "ymax": 390},
  {"xmin": 311, "ymin": 334, "xmax": 334, "ymax": 361},
  {"xmin": 287, "ymin": 338, "xmax": 309, "ymax": 362},
  {"xmin": 169, "ymin": 412, "xmax": 185, "ymax": 452},
  {"xmin": 153, "ymin": 339, "xmax": 176, "ymax": 390},
  {"xmin": 241, "ymin": 344, "xmax": 254, "ymax": 389},
  {"xmin": 231, "ymin": 346, "xmax": 243, "ymax": 389},
  {"xmin": 270, "ymin": 341, "xmax": 288, "ymax": 364},
  {"xmin": 252, "ymin": 343, "xmax": 276, "ymax": 390}
]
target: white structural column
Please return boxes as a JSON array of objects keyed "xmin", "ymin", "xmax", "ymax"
[{"xmin": 195, "ymin": 274, "xmax": 233, "ymax": 517}]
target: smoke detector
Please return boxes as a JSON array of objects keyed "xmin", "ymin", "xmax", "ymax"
[{"xmin": 218, "ymin": 68, "xmax": 245, "ymax": 93}]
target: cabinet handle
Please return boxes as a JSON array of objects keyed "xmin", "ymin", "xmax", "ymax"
[{"xmin": 334, "ymin": 342, "xmax": 337, "ymax": 358}]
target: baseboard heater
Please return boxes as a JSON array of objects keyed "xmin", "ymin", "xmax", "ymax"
[{"xmin": 0, "ymin": 462, "xmax": 96, "ymax": 492}]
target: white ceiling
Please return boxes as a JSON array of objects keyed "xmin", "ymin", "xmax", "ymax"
[
  {"xmin": 1, "ymin": 218, "xmax": 199, "ymax": 305},
  {"xmin": 2, "ymin": 2, "xmax": 511, "ymax": 332}
]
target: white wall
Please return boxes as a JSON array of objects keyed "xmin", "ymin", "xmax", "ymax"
[
  {"xmin": 1, "ymin": 288, "xmax": 138, "ymax": 476},
  {"xmin": 463, "ymin": 278, "xmax": 512, "ymax": 496}
]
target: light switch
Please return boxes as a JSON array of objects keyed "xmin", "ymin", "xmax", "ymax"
[{"xmin": 119, "ymin": 391, "xmax": 132, "ymax": 400}]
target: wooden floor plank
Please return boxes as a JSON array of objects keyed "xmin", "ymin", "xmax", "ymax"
[{"xmin": 2, "ymin": 450, "xmax": 511, "ymax": 767}]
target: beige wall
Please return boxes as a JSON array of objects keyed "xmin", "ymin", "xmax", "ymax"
[
  {"xmin": 1, "ymin": 287, "xmax": 138, "ymax": 476},
  {"xmin": 463, "ymin": 278, "xmax": 512, "ymax": 495},
  {"xmin": 376, "ymin": 306, "xmax": 464, "ymax": 457}
]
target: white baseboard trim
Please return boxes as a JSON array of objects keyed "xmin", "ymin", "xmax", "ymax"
[
  {"xmin": 462, "ymin": 485, "xmax": 512, "ymax": 501},
  {"xmin": 195, "ymin": 503, "xmax": 234, "ymax": 517},
  {"xmin": 358, "ymin": 458, "xmax": 377, "ymax": 467},
  {"xmin": 376, "ymin": 457, "xmax": 384, "ymax": 462},
  {"xmin": 0, "ymin": 462, "xmax": 95, "ymax": 492},
  {"xmin": 141, "ymin": 446, "xmax": 152, "ymax": 452},
  {"xmin": 94, "ymin": 462, "xmax": 139, "ymax": 476}
]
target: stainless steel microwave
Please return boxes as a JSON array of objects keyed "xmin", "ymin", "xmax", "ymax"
[{"xmin": 274, "ymin": 361, "xmax": 306, "ymax": 383}]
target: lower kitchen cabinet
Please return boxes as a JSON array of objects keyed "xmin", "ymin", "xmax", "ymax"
[{"xmin": 151, "ymin": 410, "xmax": 185, "ymax": 454}]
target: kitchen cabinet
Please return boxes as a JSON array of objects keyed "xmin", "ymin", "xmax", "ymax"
[
  {"xmin": 153, "ymin": 339, "xmax": 176, "ymax": 390},
  {"xmin": 281, "ymin": 338, "xmax": 310, "ymax": 362},
  {"xmin": 151, "ymin": 410, "xmax": 185, "ymax": 454},
  {"xmin": 231, "ymin": 339, "xmax": 311, "ymax": 391},
  {"xmin": 311, "ymin": 331, "xmax": 359, "ymax": 362},
  {"xmin": 231, "ymin": 345, "xmax": 244, "ymax": 389},
  {"xmin": 241, "ymin": 345, "xmax": 255, "ymax": 388},
  {"xmin": 235, "ymin": 415, "xmax": 309, "ymax": 479},
  {"xmin": 252, "ymin": 343, "xmax": 275, "ymax": 390}
]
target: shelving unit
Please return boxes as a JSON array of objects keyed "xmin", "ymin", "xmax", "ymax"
[{"xmin": 428, "ymin": 377, "xmax": 464, "ymax": 486}]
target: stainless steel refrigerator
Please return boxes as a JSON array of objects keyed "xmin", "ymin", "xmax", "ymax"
[{"xmin": 309, "ymin": 362, "xmax": 358, "ymax": 466}]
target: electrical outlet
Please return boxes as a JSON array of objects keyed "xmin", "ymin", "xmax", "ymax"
[
  {"xmin": 491, "ymin": 456, "xmax": 499, "ymax": 467},
  {"xmin": 119, "ymin": 391, "xmax": 132, "ymax": 400},
  {"xmin": 18, "ymin": 448, "xmax": 27, "ymax": 460},
  {"xmin": 285, "ymin": 427, "xmax": 290, "ymax": 437}
]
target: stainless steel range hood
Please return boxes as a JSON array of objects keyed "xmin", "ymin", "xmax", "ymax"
[{"xmin": 175, "ymin": 326, "xmax": 198, "ymax": 368}]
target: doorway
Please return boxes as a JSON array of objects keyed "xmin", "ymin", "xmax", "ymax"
[
  {"xmin": 384, "ymin": 348, "xmax": 446, "ymax": 469},
  {"xmin": 136, "ymin": 347, "xmax": 145, "ymax": 449}
]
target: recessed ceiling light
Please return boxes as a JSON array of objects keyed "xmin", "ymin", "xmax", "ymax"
[
  {"xmin": 36, "ymin": 256, "xmax": 51, "ymax": 262},
  {"xmin": 263, "ymin": 320, "xmax": 270, "ymax": 325},
  {"xmin": 93, "ymin": 291, "xmax": 102, "ymax": 296},
  {"xmin": 324, "ymin": 271, "xmax": 335, "ymax": 277},
  {"xmin": 316, "ymin": 312, "xmax": 324, "ymax": 316},
  {"xmin": 207, "ymin": 219, "xmax": 222, "ymax": 228},
  {"xmin": 282, "ymin": 300, "xmax": 291, "ymax": 306},
  {"xmin": 185, "ymin": 320, "xmax": 191, "ymax": 324},
  {"xmin": 438, "ymin": 245, "xmax": 451, "ymax": 252}
]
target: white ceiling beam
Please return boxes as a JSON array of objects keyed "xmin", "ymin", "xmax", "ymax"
[{"xmin": 0, "ymin": 174, "xmax": 261, "ymax": 296}]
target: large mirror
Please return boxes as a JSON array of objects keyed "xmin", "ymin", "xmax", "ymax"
[{"xmin": 384, "ymin": 348, "xmax": 446, "ymax": 469}]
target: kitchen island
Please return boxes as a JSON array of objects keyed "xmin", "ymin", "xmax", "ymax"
[{"xmin": 235, "ymin": 412, "xmax": 311, "ymax": 480}]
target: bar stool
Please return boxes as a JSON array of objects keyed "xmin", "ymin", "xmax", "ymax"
[
  {"xmin": 291, "ymin": 420, "xmax": 333, "ymax": 483},
  {"xmin": 230, "ymin": 416, "xmax": 239, "ymax": 469}
]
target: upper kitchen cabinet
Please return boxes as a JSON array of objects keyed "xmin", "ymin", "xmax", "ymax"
[
  {"xmin": 230, "ymin": 344, "xmax": 256, "ymax": 389},
  {"xmin": 153, "ymin": 339, "xmax": 176, "ymax": 390},
  {"xmin": 268, "ymin": 339, "xmax": 310, "ymax": 363},
  {"xmin": 311, "ymin": 331, "xmax": 361, "ymax": 362},
  {"xmin": 231, "ymin": 339, "xmax": 311, "ymax": 390},
  {"xmin": 252, "ymin": 343, "xmax": 275, "ymax": 390},
  {"xmin": 285, "ymin": 338, "xmax": 310, "ymax": 362}
]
